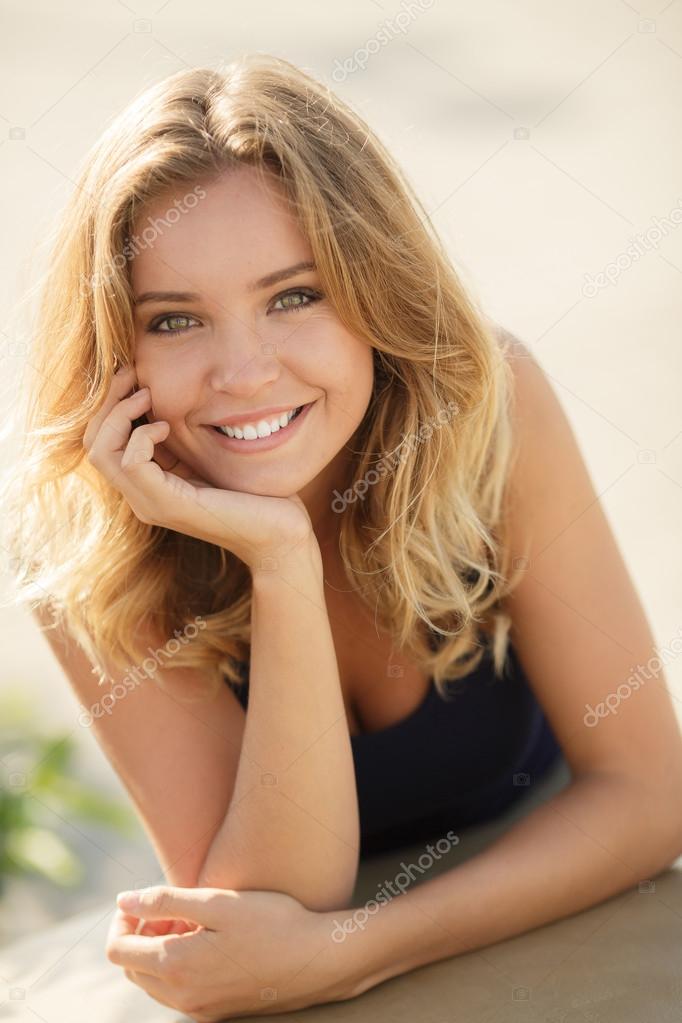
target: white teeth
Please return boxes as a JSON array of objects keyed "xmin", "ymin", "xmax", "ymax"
[{"xmin": 216, "ymin": 407, "xmax": 301, "ymax": 441}]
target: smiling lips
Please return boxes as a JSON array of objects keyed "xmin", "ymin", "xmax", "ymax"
[
  {"xmin": 206, "ymin": 399, "xmax": 316, "ymax": 452},
  {"xmin": 214, "ymin": 405, "xmax": 303, "ymax": 440}
]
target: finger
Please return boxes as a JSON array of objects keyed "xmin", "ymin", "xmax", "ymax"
[
  {"xmin": 167, "ymin": 918, "xmax": 199, "ymax": 934},
  {"xmin": 107, "ymin": 909, "xmax": 172, "ymax": 961},
  {"xmin": 119, "ymin": 435, "xmax": 213, "ymax": 516},
  {"xmin": 107, "ymin": 930, "xmax": 174, "ymax": 975},
  {"xmin": 123, "ymin": 968, "xmax": 186, "ymax": 1012},
  {"xmin": 86, "ymin": 388, "xmax": 154, "ymax": 475},
  {"xmin": 109, "ymin": 907, "xmax": 146, "ymax": 941},
  {"xmin": 116, "ymin": 912, "xmax": 187, "ymax": 938},
  {"xmin": 140, "ymin": 923, "xmax": 168, "ymax": 936},
  {"xmin": 118, "ymin": 422, "xmax": 192, "ymax": 509},
  {"xmin": 117, "ymin": 885, "xmax": 228, "ymax": 929},
  {"xmin": 92, "ymin": 410, "xmax": 211, "ymax": 527},
  {"xmin": 108, "ymin": 918, "xmax": 209, "ymax": 977},
  {"xmin": 83, "ymin": 366, "xmax": 138, "ymax": 451},
  {"xmin": 109, "ymin": 905, "xmax": 182, "ymax": 949},
  {"xmin": 149, "ymin": 437, "xmax": 180, "ymax": 472},
  {"xmin": 120, "ymin": 420, "xmax": 170, "ymax": 472},
  {"xmin": 135, "ymin": 916, "xmax": 197, "ymax": 936}
]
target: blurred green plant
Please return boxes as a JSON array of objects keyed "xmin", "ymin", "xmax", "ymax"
[{"xmin": 0, "ymin": 688, "xmax": 138, "ymax": 893}]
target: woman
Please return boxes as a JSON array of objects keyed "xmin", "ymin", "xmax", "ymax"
[{"xmin": 3, "ymin": 53, "xmax": 681, "ymax": 1020}]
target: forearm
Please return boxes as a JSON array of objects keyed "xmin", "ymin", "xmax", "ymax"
[
  {"xmin": 198, "ymin": 539, "xmax": 360, "ymax": 911},
  {"xmin": 340, "ymin": 771, "xmax": 682, "ymax": 993}
]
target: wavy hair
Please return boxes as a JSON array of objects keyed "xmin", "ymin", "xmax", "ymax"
[{"xmin": 1, "ymin": 53, "xmax": 528, "ymax": 699}]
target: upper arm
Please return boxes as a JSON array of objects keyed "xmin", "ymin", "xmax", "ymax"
[
  {"xmin": 32, "ymin": 603, "xmax": 247, "ymax": 888},
  {"xmin": 498, "ymin": 332, "xmax": 682, "ymax": 809}
]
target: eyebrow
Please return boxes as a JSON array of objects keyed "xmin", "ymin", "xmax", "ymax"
[{"xmin": 133, "ymin": 261, "xmax": 317, "ymax": 306}]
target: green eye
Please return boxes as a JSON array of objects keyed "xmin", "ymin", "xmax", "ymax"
[
  {"xmin": 271, "ymin": 288, "xmax": 322, "ymax": 313},
  {"xmin": 148, "ymin": 314, "xmax": 199, "ymax": 336}
]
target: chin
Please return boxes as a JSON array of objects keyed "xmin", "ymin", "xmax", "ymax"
[{"xmin": 204, "ymin": 468, "xmax": 306, "ymax": 500}]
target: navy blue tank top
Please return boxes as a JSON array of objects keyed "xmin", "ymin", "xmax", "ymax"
[{"xmin": 224, "ymin": 642, "xmax": 562, "ymax": 859}]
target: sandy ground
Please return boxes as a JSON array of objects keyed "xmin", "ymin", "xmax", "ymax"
[{"xmin": 0, "ymin": 0, "xmax": 681, "ymax": 946}]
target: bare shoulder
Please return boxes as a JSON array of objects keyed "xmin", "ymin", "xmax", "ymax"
[
  {"xmin": 31, "ymin": 601, "xmax": 75, "ymax": 655},
  {"xmin": 495, "ymin": 324, "xmax": 552, "ymax": 434},
  {"xmin": 31, "ymin": 600, "xmax": 134, "ymax": 677},
  {"xmin": 492, "ymin": 322, "xmax": 610, "ymax": 588},
  {"xmin": 491, "ymin": 323, "xmax": 577, "ymax": 538}
]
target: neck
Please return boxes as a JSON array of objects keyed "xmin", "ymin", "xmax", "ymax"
[{"xmin": 296, "ymin": 444, "xmax": 354, "ymax": 556}]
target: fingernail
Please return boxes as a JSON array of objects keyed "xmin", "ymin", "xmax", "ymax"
[{"xmin": 117, "ymin": 891, "xmax": 140, "ymax": 908}]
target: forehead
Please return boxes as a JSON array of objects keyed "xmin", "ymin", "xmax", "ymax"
[{"xmin": 129, "ymin": 165, "xmax": 312, "ymax": 296}]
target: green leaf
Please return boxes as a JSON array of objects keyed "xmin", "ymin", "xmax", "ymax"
[
  {"xmin": 0, "ymin": 684, "xmax": 136, "ymax": 891},
  {"xmin": 31, "ymin": 736, "xmax": 76, "ymax": 782},
  {"xmin": 41, "ymin": 779, "xmax": 137, "ymax": 835},
  {"xmin": 5, "ymin": 827, "xmax": 83, "ymax": 886}
]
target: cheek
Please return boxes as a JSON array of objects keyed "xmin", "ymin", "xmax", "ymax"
[
  {"xmin": 333, "ymin": 342, "xmax": 374, "ymax": 399},
  {"xmin": 133, "ymin": 353, "xmax": 195, "ymax": 421},
  {"xmin": 152, "ymin": 392, "xmax": 196, "ymax": 426},
  {"xmin": 319, "ymin": 341, "xmax": 374, "ymax": 429},
  {"xmin": 293, "ymin": 326, "xmax": 373, "ymax": 390}
]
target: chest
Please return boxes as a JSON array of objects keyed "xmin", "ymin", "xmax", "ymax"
[{"xmin": 323, "ymin": 584, "xmax": 432, "ymax": 738}]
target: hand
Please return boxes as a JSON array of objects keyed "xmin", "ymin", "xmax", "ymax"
[
  {"xmin": 106, "ymin": 885, "xmax": 359, "ymax": 1020},
  {"xmin": 83, "ymin": 365, "xmax": 317, "ymax": 571},
  {"xmin": 110, "ymin": 907, "xmax": 199, "ymax": 938}
]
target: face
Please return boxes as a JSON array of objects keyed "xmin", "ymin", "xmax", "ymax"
[{"xmin": 129, "ymin": 165, "xmax": 374, "ymax": 540}]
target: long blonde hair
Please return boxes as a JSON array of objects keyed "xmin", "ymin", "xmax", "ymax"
[{"xmin": 1, "ymin": 53, "xmax": 527, "ymax": 697}]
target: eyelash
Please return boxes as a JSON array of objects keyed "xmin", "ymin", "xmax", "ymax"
[{"xmin": 146, "ymin": 287, "xmax": 323, "ymax": 337}]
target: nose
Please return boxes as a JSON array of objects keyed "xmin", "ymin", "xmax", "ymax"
[{"xmin": 207, "ymin": 326, "xmax": 281, "ymax": 397}]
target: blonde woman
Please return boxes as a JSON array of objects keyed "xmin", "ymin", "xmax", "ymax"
[{"xmin": 4, "ymin": 53, "xmax": 681, "ymax": 1020}]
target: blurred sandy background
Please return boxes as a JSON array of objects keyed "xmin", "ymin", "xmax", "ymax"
[{"xmin": 0, "ymin": 0, "xmax": 681, "ymax": 943}]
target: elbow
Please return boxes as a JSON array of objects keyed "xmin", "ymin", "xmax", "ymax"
[
  {"xmin": 639, "ymin": 788, "xmax": 682, "ymax": 877},
  {"xmin": 629, "ymin": 802, "xmax": 682, "ymax": 881},
  {"xmin": 588, "ymin": 768, "xmax": 682, "ymax": 879},
  {"xmin": 299, "ymin": 883, "xmax": 357, "ymax": 914},
  {"xmin": 654, "ymin": 815, "xmax": 682, "ymax": 874},
  {"xmin": 196, "ymin": 861, "xmax": 357, "ymax": 913},
  {"xmin": 195, "ymin": 826, "xmax": 359, "ymax": 909}
]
